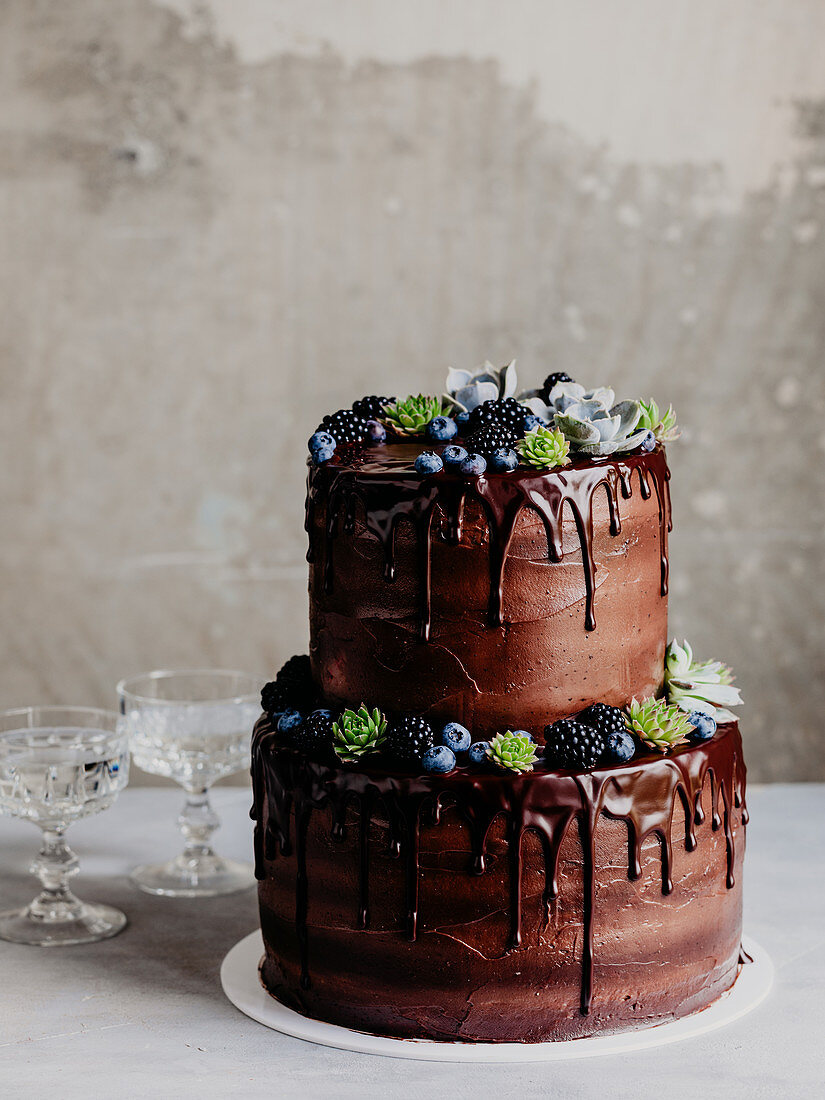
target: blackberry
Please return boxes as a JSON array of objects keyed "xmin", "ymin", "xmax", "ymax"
[
  {"xmin": 578, "ymin": 703, "xmax": 627, "ymax": 738},
  {"xmin": 465, "ymin": 422, "xmax": 519, "ymax": 456},
  {"xmin": 384, "ymin": 714, "xmax": 435, "ymax": 767},
  {"xmin": 261, "ymin": 654, "xmax": 316, "ymax": 717},
  {"xmin": 467, "ymin": 398, "xmax": 526, "ymax": 434},
  {"xmin": 290, "ymin": 710, "xmax": 335, "ymax": 758},
  {"xmin": 541, "ymin": 372, "xmax": 575, "ymax": 400},
  {"xmin": 544, "ymin": 718, "xmax": 605, "ymax": 771},
  {"xmin": 352, "ymin": 395, "xmax": 394, "ymax": 420},
  {"xmin": 318, "ymin": 408, "xmax": 370, "ymax": 445}
]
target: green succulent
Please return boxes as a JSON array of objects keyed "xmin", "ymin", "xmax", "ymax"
[
  {"xmin": 625, "ymin": 697, "xmax": 692, "ymax": 753},
  {"xmin": 486, "ymin": 731, "xmax": 538, "ymax": 774},
  {"xmin": 332, "ymin": 705, "xmax": 388, "ymax": 763},
  {"xmin": 637, "ymin": 398, "xmax": 681, "ymax": 442},
  {"xmin": 382, "ymin": 394, "xmax": 446, "ymax": 436},
  {"xmin": 515, "ymin": 426, "xmax": 571, "ymax": 470}
]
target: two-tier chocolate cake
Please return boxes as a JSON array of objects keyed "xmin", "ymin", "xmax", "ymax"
[{"xmin": 251, "ymin": 363, "xmax": 746, "ymax": 1043}]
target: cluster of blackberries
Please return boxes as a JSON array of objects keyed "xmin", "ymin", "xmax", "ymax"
[
  {"xmin": 261, "ymin": 654, "xmax": 316, "ymax": 716},
  {"xmin": 540, "ymin": 372, "xmax": 575, "ymax": 401},
  {"xmin": 543, "ymin": 703, "xmax": 634, "ymax": 770},
  {"xmin": 317, "ymin": 408, "xmax": 371, "ymax": 445},
  {"xmin": 352, "ymin": 395, "xmax": 393, "ymax": 420}
]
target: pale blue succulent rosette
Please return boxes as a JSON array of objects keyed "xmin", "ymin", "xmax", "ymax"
[
  {"xmin": 664, "ymin": 639, "xmax": 743, "ymax": 723},
  {"xmin": 445, "ymin": 359, "xmax": 518, "ymax": 412},
  {"xmin": 554, "ymin": 396, "xmax": 650, "ymax": 459}
]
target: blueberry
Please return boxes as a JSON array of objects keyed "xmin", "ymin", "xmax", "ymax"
[
  {"xmin": 309, "ymin": 431, "xmax": 336, "ymax": 454},
  {"xmin": 640, "ymin": 430, "xmax": 656, "ymax": 453},
  {"xmin": 454, "ymin": 410, "xmax": 470, "ymax": 427},
  {"xmin": 366, "ymin": 419, "xmax": 387, "ymax": 444},
  {"xmin": 442, "ymin": 444, "xmax": 468, "ymax": 469},
  {"xmin": 441, "ymin": 721, "xmax": 471, "ymax": 754},
  {"xmin": 522, "ymin": 414, "xmax": 547, "ymax": 433},
  {"xmin": 415, "ymin": 450, "xmax": 444, "ymax": 476},
  {"xmin": 312, "ymin": 446, "xmax": 336, "ymax": 465},
  {"xmin": 468, "ymin": 741, "xmax": 490, "ymax": 765},
  {"xmin": 603, "ymin": 729, "xmax": 636, "ymax": 764},
  {"xmin": 277, "ymin": 709, "xmax": 304, "ymax": 736},
  {"xmin": 422, "ymin": 744, "xmax": 457, "ymax": 774},
  {"xmin": 511, "ymin": 729, "xmax": 534, "ymax": 742},
  {"xmin": 426, "ymin": 416, "xmax": 458, "ymax": 442},
  {"xmin": 688, "ymin": 711, "xmax": 717, "ymax": 742},
  {"xmin": 459, "ymin": 453, "xmax": 487, "ymax": 476},
  {"xmin": 488, "ymin": 448, "xmax": 519, "ymax": 473}
]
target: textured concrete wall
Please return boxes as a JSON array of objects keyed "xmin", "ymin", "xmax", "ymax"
[{"xmin": 1, "ymin": 0, "xmax": 823, "ymax": 783}]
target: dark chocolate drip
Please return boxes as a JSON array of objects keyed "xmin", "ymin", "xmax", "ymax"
[
  {"xmin": 252, "ymin": 718, "xmax": 744, "ymax": 1017},
  {"xmin": 310, "ymin": 448, "xmax": 671, "ymax": 638}
]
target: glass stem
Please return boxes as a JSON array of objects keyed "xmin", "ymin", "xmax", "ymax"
[
  {"xmin": 178, "ymin": 788, "xmax": 219, "ymax": 862},
  {"xmin": 29, "ymin": 828, "xmax": 83, "ymax": 922}
]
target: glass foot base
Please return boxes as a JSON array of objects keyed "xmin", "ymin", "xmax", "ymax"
[
  {"xmin": 0, "ymin": 901, "xmax": 127, "ymax": 946},
  {"xmin": 130, "ymin": 854, "xmax": 254, "ymax": 897}
]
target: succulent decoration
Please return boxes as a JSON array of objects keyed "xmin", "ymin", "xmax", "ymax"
[
  {"xmin": 382, "ymin": 395, "xmax": 447, "ymax": 437},
  {"xmin": 637, "ymin": 399, "xmax": 681, "ymax": 442},
  {"xmin": 486, "ymin": 730, "xmax": 538, "ymax": 773},
  {"xmin": 664, "ymin": 639, "xmax": 742, "ymax": 722},
  {"xmin": 519, "ymin": 380, "xmax": 616, "ymax": 421},
  {"xmin": 445, "ymin": 359, "xmax": 518, "ymax": 413},
  {"xmin": 515, "ymin": 425, "xmax": 570, "ymax": 470},
  {"xmin": 625, "ymin": 697, "xmax": 693, "ymax": 753},
  {"xmin": 555, "ymin": 398, "xmax": 649, "ymax": 458},
  {"xmin": 332, "ymin": 705, "xmax": 388, "ymax": 763}
]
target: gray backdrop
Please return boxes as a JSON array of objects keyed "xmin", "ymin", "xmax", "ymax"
[{"xmin": 2, "ymin": 1, "xmax": 823, "ymax": 782}]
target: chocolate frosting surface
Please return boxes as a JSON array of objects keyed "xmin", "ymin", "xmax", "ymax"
[
  {"xmin": 307, "ymin": 441, "xmax": 670, "ymax": 737},
  {"xmin": 252, "ymin": 717, "xmax": 747, "ymax": 1042}
]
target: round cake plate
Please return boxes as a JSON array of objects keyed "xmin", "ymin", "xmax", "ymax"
[{"xmin": 220, "ymin": 931, "xmax": 773, "ymax": 1062}]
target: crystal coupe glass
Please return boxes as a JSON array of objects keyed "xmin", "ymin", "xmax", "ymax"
[
  {"xmin": 117, "ymin": 670, "xmax": 261, "ymax": 897},
  {"xmin": 0, "ymin": 706, "xmax": 129, "ymax": 946}
]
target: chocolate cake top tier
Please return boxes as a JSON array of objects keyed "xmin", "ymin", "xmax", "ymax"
[{"xmin": 307, "ymin": 439, "xmax": 671, "ymax": 736}]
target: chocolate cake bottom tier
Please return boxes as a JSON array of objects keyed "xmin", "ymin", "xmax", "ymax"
[{"xmin": 251, "ymin": 719, "xmax": 747, "ymax": 1043}]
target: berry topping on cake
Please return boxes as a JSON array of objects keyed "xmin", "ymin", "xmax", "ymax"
[
  {"xmin": 426, "ymin": 415, "xmax": 458, "ymax": 442},
  {"xmin": 544, "ymin": 718, "xmax": 605, "ymax": 771},
  {"xmin": 488, "ymin": 447, "xmax": 519, "ymax": 473},
  {"xmin": 318, "ymin": 408, "xmax": 371, "ymax": 445},
  {"xmin": 467, "ymin": 741, "xmax": 490, "ymax": 765},
  {"xmin": 639, "ymin": 430, "xmax": 656, "ymax": 452},
  {"xmin": 261, "ymin": 654, "xmax": 316, "ymax": 717},
  {"xmin": 332, "ymin": 705, "xmax": 388, "ymax": 763},
  {"xmin": 352, "ymin": 395, "xmax": 394, "ymax": 420},
  {"xmin": 366, "ymin": 420, "xmax": 387, "ymax": 444},
  {"xmin": 467, "ymin": 397, "xmax": 526, "ymax": 434},
  {"xmin": 521, "ymin": 413, "xmax": 546, "ymax": 434},
  {"xmin": 442, "ymin": 444, "xmax": 468, "ymax": 469},
  {"xmin": 422, "ymin": 744, "xmax": 456, "ymax": 774},
  {"xmin": 308, "ymin": 430, "xmax": 335, "ymax": 455},
  {"xmin": 276, "ymin": 709, "xmax": 304, "ymax": 739},
  {"xmin": 459, "ymin": 453, "xmax": 487, "ymax": 476},
  {"xmin": 415, "ymin": 451, "xmax": 444, "ymax": 476},
  {"xmin": 541, "ymin": 371, "xmax": 575, "ymax": 399},
  {"xmin": 465, "ymin": 421, "xmax": 520, "ymax": 456},
  {"xmin": 487, "ymin": 730, "xmax": 538, "ymax": 773},
  {"xmin": 687, "ymin": 711, "xmax": 718, "ymax": 742},
  {"xmin": 385, "ymin": 714, "xmax": 436, "ymax": 766},
  {"xmin": 312, "ymin": 446, "xmax": 336, "ymax": 465},
  {"xmin": 603, "ymin": 729, "xmax": 636, "ymax": 764},
  {"xmin": 578, "ymin": 703, "xmax": 627, "ymax": 738},
  {"xmin": 290, "ymin": 709, "xmax": 335, "ymax": 757},
  {"xmin": 440, "ymin": 721, "xmax": 471, "ymax": 754}
]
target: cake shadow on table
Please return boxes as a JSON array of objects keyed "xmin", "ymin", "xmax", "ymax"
[{"xmin": 249, "ymin": 364, "xmax": 747, "ymax": 1044}]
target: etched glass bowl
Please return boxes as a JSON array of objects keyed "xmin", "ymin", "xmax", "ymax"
[{"xmin": 0, "ymin": 705, "xmax": 129, "ymax": 946}]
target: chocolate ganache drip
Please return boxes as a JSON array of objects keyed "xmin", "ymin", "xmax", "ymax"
[
  {"xmin": 306, "ymin": 446, "xmax": 671, "ymax": 640},
  {"xmin": 251, "ymin": 718, "xmax": 746, "ymax": 1015}
]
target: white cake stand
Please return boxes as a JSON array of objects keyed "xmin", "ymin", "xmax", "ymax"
[{"xmin": 220, "ymin": 931, "xmax": 772, "ymax": 1062}]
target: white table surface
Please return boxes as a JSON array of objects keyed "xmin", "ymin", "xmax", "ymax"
[{"xmin": 0, "ymin": 784, "xmax": 822, "ymax": 1099}]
